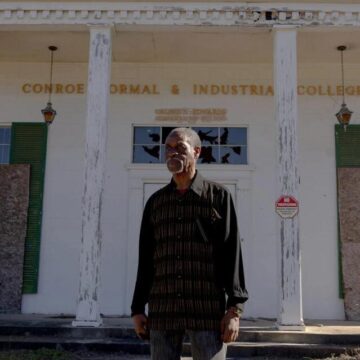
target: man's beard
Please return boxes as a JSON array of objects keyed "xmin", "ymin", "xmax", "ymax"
[{"xmin": 166, "ymin": 157, "xmax": 185, "ymax": 174}]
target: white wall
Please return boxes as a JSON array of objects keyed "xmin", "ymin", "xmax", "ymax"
[{"xmin": 1, "ymin": 61, "xmax": 359, "ymax": 319}]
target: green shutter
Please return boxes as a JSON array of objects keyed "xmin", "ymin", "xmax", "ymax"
[
  {"xmin": 10, "ymin": 123, "xmax": 48, "ymax": 294},
  {"xmin": 335, "ymin": 125, "xmax": 360, "ymax": 167}
]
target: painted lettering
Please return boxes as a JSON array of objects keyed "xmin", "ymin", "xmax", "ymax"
[
  {"xmin": 65, "ymin": 84, "xmax": 76, "ymax": 94},
  {"xmin": 55, "ymin": 84, "xmax": 63, "ymax": 94},
  {"xmin": 250, "ymin": 85, "xmax": 258, "ymax": 95},
  {"xmin": 142, "ymin": 85, "xmax": 150, "ymax": 94},
  {"xmin": 337, "ymin": 86, "xmax": 344, "ymax": 96},
  {"xmin": 110, "ymin": 84, "xmax": 117, "ymax": 94},
  {"xmin": 231, "ymin": 85, "xmax": 238, "ymax": 95},
  {"xmin": 239, "ymin": 85, "xmax": 248, "ymax": 95},
  {"xmin": 327, "ymin": 85, "xmax": 334, "ymax": 96},
  {"xmin": 19, "ymin": 82, "xmax": 360, "ymax": 97},
  {"xmin": 129, "ymin": 84, "xmax": 140, "ymax": 94},
  {"xmin": 318, "ymin": 85, "xmax": 326, "ymax": 96},
  {"xmin": 211, "ymin": 85, "xmax": 220, "ymax": 95},
  {"xmin": 33, "ymin": 83, "xmax": 43, "ymax": 93},
  {"xmin": 221, "ymin": 85, "xmax": 229, "ymax": 95},
  {"xmin": 297, "ymin": 85, "xmax": 305, "ymax": 95},
  {"xmin": 199, "ymin": 85, "xmax": 208, "ymax": 95},
  {"xmin": 306, "ymin": 86, "xmax": 316, "ymax": 95},
  {"xmin": 345, "ymin": 86, "xmax": 355, "ymax": 96},
  {"xmin": 152, "ymin": 85, "xmax": 160, "ymax": 95},
  {"xmin": 44, "ymin": 84, "xmax": 52, "ymax": 93},
  {"xmin": 265, "ymin": 85, "xmax": 274, "ymax": 96},
  {"xmin": 77, "ymin": 84, "xmax": 84, "ymax": 94},
  {"xmin": 22, "ymin": 83, "xmax": 31, "ymax": 93},
  {"xmin": 119, "ymin": 84, "xmax": 127, "ymax": 94}
]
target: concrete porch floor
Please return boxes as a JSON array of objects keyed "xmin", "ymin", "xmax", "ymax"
[{"xmin": 0, "ymin": 315, "xmax": 359, "ymax": 359}]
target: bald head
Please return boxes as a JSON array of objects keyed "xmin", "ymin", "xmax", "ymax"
[{"xmin": 166, "ymin": 128, "xmax": 201, "ymax": 149}]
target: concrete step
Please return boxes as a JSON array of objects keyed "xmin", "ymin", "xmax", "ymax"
[
  {"xmin": 240, "ymin": 331, "xmax": 360, "ymax": 345},
  {"xmin": 1, "ymin": 324, "xmax": 360, "ymax": 346},
  {"xmin": 0, "ymin": 335, "xmax": 358, "ymax": 359},
  {"xmin": 0, "ymin": 325, "xmax": 137, "ymax": 340}
]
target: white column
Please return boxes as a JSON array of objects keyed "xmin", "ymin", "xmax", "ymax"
[
  {"xmin": 273, "ymin": 27, "xmax": 304, "ymax": 330},
  {"xmin": 73, "ymin": 26, "xmax": 112, "ymax": 327}
]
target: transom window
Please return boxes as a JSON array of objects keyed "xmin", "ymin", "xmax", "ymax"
[
  {"xmin": 133, "ymin": 126, "xmax": 247, "ymax": 165},
  {"xmin": 0, "ymin": 127, "xmax": 11, "ymax": 164}
]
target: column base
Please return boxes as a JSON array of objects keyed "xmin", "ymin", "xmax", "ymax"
[
  {"xmin": 276, "ymin": 323, "xmax": 305, "ymax": 331},
  {"xmin": 72, "ymin": 318, "xmax": 103, "ymax": 328}
]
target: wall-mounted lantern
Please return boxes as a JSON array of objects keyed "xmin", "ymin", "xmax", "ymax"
[
  {"xmin": 41, "ymin": 46, "xmax": 58, "ymax": 125},
  {"xmin": 335, "ymin": 45, "xmax": 353, "ymax": 129}
]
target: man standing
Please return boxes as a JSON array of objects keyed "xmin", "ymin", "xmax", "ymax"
[{"xmin": 131, "ymin": 128, "xmax": 248, "ymax": 360}]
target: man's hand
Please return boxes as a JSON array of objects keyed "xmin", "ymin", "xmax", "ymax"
[
  {"xmin": 220, "ymin": 311, "xmax": 240, "ymax": 343},
  {"xmin": 132, "ymin": 314, "xmax": 149, "ymax": 340}
]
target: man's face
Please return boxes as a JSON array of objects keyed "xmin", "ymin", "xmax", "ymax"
[{"xmin": 165, "ymin": 133, "xmax": 200, "ymax": 174}]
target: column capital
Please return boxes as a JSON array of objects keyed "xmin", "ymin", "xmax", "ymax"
[{"xmin": 87, "ymin": 24, "xmax": 114, "ymax": 30}]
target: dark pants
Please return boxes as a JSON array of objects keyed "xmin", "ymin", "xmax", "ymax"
[{"xmin": 150, "ymin": 330, "xmax": 226, "ymax": 360}]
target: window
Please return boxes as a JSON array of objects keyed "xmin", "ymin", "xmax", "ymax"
[
  {"xmin": 0, "ymin": 126, "xmax": 11, "ymax": 164},
  {"xmin": 133, "ymin": 126, "xmax": 247, "ymax": 165}
]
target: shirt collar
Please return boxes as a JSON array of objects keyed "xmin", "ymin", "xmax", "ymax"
[{"xmin": 169, "ymin": 170, "xmax": 204, "ymax": 197}]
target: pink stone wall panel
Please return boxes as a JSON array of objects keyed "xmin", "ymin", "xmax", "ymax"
[
  {"xmin": 0, "ymin": 165, "xmax": 30, "ymax": 313},
  {"xmin": 338, "ymin": 168, "xmax": 360, "ymax": 320}
]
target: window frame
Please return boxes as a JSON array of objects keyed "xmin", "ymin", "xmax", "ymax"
[{"xmin": 131, "ymin": 124, "xmax": 249, "ymax": 166}]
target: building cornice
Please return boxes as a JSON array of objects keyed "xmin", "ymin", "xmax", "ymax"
[{"xmin": 1, "ymin": 2, "xmax": 360, "ymax": 27}]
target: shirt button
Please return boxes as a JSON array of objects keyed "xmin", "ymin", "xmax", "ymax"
[
  {"xmin": 177, "ymin": 293, "xmax": 182, "ymax": 297},
  {"xmin": 177, "ymin": 235, "xmax": 181, "ymax": 239},
  {"xmin": 176, "ymin": 255, "xmax": 181, "ymax": 260},
  {"xmin": 177, "ymin": 274, "xmax": 182, "ymax": 279}
]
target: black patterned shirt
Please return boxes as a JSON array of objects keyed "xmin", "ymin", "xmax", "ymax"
[{"xmin": 131, "ymin": 171, "xmax": 248, "ymax": 330}]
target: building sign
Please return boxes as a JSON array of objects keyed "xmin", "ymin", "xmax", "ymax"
[
  {"xmin": 21, "ymin": 82, "xmax": 360, "ymax": 97},
  {"xmin": 275, "ymin": 195, "xmax": 299, "ymax": 219},
  {"xmin": 154, "ymin": 108, "xmax": 227, "ymax": 123}
]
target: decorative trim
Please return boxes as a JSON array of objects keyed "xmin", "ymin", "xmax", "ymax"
[{"xmin": 0, "ymin": 2, "xmax": 360, "ymax": 27}]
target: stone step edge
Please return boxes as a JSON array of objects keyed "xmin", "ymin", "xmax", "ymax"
[
  {"xmin": 1, "ymin": 326, "xmax": 360, "ymax": 345},
  {"xmin": 0, "ymin": 337, "xmax": 358, "ymax": 358}
]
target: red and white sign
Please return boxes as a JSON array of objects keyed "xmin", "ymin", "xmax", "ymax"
[{"xmin": 275, "ymin": 195, "xmax": 299, "ymax": 219}]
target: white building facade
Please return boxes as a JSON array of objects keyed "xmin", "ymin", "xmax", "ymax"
[{"xmin": 1, "ymin": 1, "xmax": 360, "ymax": 327}]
